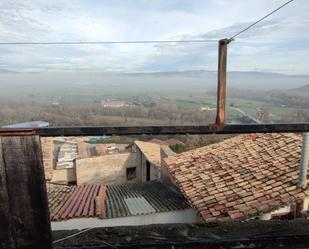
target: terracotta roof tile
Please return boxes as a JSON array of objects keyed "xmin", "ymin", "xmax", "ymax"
[
  {"xmin": 48, "ymin": 181, "xmax": 189, "ymax": 221},
  {"xmin": 149, "ymin": 138, "xmax": 185, "ymax": 146},
  {"xmin": 164, "ymin": 133, "xmax": 309, "ymax": 221}
]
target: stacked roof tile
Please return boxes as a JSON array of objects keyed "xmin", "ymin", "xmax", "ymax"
[
  {"xmin": 47, "ymin": 184, "xmax": 75, "ymax": 218},
  {"xmin": 164, "ymin": 133, "xmax": 309, "ymax": 221},
  {"xmin": 47, "ymin": 181, "xmax": 188, "ymax": 221},
  {"xmin": 49, "ymin": 184, "xmax": 101, "ymax": 221},
  {"xmin": 149, "ymin": 138, "xmax": 185, "ymax": 146}
]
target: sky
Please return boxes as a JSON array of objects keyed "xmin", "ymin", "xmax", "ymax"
[{"xmin": 0, "ymin": 0, "xmax": 308, "ymax": 74}]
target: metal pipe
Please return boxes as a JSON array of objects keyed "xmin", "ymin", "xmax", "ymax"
[{"xmin": 298, "ymin": 132, "xmax": 309, "ymax": 188}]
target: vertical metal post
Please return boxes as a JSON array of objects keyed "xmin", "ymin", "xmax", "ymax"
[
  {"xmin": 216, "ymin": 38, "xmax": 229, "ymax": 125},
  {"xmin": 298, "ymin": 132, "xmax": 309, "ymax": 188}
]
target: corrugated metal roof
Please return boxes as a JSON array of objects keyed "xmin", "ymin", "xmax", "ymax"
[
  {"xmin": 48, "ymin": 181, "xmax": 189, "ymax": 221},
  {"xmin": 2, "ymin": 120, "xmax": 49, "ymax": 128},
  {"xmin": 106, "ymin": 181, "xmax": 189, "ymax": 218},
  {"xmin": 125, "ymin": 197, "xmax": 156, "ymax": 215}
]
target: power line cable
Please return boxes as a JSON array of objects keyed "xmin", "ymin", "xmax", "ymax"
[
  {"xmin": 0, "ymin": 39, "xmax": 218, "ymax": 45},
  {"xmin": 0, "ymin": 0, "xmax": 296, "ymax": 46},
  {"xmin": 230, "ymin": 0, "xmax": 295, "ymax": 40},
  {"xmin": 52, "ymin": 227, "xmax": 118, "ymax": 248}
]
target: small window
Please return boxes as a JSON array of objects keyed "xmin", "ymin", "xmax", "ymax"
[{"xmin": 126, "ymin": 167, "xmax": 137, "ymax": 180}]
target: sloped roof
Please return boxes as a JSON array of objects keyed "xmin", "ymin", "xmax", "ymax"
[
  {"xmin": 149, "ymin": 138, "xmax": 185, "ymax": 146},
  {"xmin": 164, "ymin": 133, "xmax": 309, "ymax": 221},
  {"xmin": 48, "ymin": 184, "xmax": 101, "ymax": 221},
  {"xmin": 149, "ymin": 138, "xmax": 167, "ymax": 145},
  {"xmin": 47, "ymin": 181, "xmax": 188, "ymax": 221},
  {"xmin": 106, "ymin": 181, "xmax": 188, "ymax": 218},
  {"xmin": 165, "ymin": 139, "xmax": 185, "ymax": 146},
  {"xmin": 134, "ymin": 141, "xmax": 161, "ymax": 167}
]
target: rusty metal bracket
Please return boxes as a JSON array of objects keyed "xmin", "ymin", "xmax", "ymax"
[{"xmin": 0, "ymin": 128, "xmax": 36, "ymax": 136}]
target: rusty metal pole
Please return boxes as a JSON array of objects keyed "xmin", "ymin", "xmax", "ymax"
[
  {"xmin": 298, "ymin": 132, "xmax": 309, "ymax": 188},
  {"xmin": 215, "ymin": 38, "xmax": 229, "ymax": 125}
]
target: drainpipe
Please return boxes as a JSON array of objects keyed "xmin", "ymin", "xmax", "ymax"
[{"xmin": 298, "ymin": 133, "xmax": 309, "ymax": 188}]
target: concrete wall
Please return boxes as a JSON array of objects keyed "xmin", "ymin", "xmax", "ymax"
[
  {"xmin": 135, "ymin": 149, "xmax": 160, "ymax": 182},
  {"xmin": 51, "ymin": 167, "xmax": 77, "ymax": 183},
  {"xmin": 41, "ymin": 137, "xmax": 54, "ymax": 180},
  {"xmin": 260, "ymin": 196, "xmax": 309, "ymax": 220},
  {"xmin": 51, "ymin": 208, "xmax": 198, "ymax": 230},
  {"xmin": 160, "ymin": 146, "xmax": 177, "ymax": 187},
  {"xmin": 76, "ymin": 153, "xmax": 141, "ymax": 185}
]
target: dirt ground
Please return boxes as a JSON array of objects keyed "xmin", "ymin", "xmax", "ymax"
[{"xmin": 52, "ymin": 219, "xmax": 309, "ymax": 248}]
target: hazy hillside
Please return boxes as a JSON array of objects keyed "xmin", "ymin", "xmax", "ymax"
[
  {"xmin": 290, "ymin": 84, "xmax": 309, "ymax": 91},
  {"xmin": 0, "ymin": 70, "xmax": 309, "ymax": 98}
]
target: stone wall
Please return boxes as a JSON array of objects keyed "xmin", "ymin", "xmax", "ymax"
[
  {"xmin": 138, "ymin": 148, "xmax": 160, "ymax": 182},
  {"xmin": 76, "ymin": 153, "xmax": 141, "ymax": 185},
  {"xmin": 41, "ymin": 137, "xmax": 54, "ymax": 180}
]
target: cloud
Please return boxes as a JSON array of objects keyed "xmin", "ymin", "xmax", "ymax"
[{"xmin": 0, "ymin": 0, "xmax": 308, "ymax": 74}]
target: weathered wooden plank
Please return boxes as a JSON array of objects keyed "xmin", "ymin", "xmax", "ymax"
[
  {"xmin": 36, "ymin": 123, "xmax": 309, "ymax": 136},
  {"xmin": 0, "ymin": 123, "xmax": 309, "ymax": 137},
  {"xmin": 0, "ymin": 136, "xmax": 52, "ymax": 249},
  {"xmin": 0, "ymin": 138, "xmax": 16, "ymax": 249}
]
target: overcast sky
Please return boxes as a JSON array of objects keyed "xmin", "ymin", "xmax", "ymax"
[{"xmin": 0, "ymin": 0, "xmax": 308, "ymax": 74}]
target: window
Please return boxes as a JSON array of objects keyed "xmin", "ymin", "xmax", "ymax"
[{"xmin": 126, "ymin": 167, "xmax": 137, "ymax": 181}]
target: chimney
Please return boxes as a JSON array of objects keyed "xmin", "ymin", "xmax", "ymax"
[{"xmin": 298, "ymin": 133, "xmax": 309, "ymax": 188}]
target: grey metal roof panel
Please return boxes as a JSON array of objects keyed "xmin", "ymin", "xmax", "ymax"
[
  {"xmin": 125, "ymin": 197, "xmax": 156, "ymax": 215},
  {"xmin": 106, "ymin": 180, "xmax": 189, "ymax": 218}
]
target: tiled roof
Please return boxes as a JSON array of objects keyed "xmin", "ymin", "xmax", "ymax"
[
  {"xmin": 48, "ymin": 181, "xmax": 188, "ymax": 221},
  {"xmin": 47, "ymin": 184, "xmax": 75, "ymax": 218},
  {"xmin": 134, "ymin": 141, "xmax": 161, "ymax": 167},
  {"xmin": 164, "ymin": 133, "xmax": 309, "ymax": 221},
  {"xmin": 149, "ymin": 138, "xmax": 167, "ymax": 145},
  {"xmin": 49, "ymin": 184, "xmax": 101, "ymax": 221},
  {"xmin": 149, "ymin": 138, "xmax": 185, "ymax": 146},
  {"xmin": 165, "ymin": 139, "xmax": 185, "ymax": 146}
]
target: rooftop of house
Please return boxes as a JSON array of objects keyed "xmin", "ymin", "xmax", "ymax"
[
  {"xmin": 56, "ymin": 142, "xmax": 78, "ymax": 169},
  {"xmin": 47, "ymin": 181, "xmax": 189, "ymax": 222},
  {"xmin": 164, "ymin": 133, "xmax": 309, "ymax": 221},
  {"xmin": 2, "ymin": 120, "xmax": 49, "ymax": 128},
  {"xmin": 134, "ymin": 141, "xmax": 161, "ymax": 167},
  {"xmin": 149, "ymin": 138, "xmax": 185, "ymax": 146}
]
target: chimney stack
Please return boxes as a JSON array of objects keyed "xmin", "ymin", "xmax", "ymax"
[{"xmin": 298, "ymin": 133, "xmax": 309, "ymax": 188}]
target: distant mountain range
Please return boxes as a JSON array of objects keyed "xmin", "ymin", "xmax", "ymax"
[
  {"xmin": 290, "ymin": 84, "xmax": 309, "ymax": 91},
  {"xmin": 127, "ymin": 70, "xmax": 309, "ymax": 90},
  {"xmin": 1, "ymin": 69, "xmax": 309, "ymax": 91}
]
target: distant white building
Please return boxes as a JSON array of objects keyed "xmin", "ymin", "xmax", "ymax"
[
  {"xmin": 101, "ymin": 100, "xmax": 128, "ymax": 108},
  {"xmin": 199, "ymin": 106, "xmax": 216, "ymax": 111}
]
